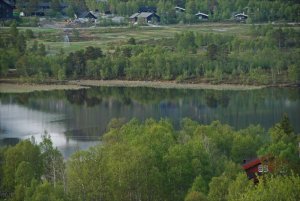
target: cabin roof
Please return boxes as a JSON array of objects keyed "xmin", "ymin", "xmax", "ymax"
[
  {"xmin": 138, "ymin": 12, "xmax": 154, "ymax": 18},
  {"xmin": 79, "ymin": 11, "xmax": 97, "ymax": 19},
  {"xmin": 175, "ymin": 6, "xmax": 185, "ymax": 11},
  {"xmin": 242, "ymin": 158, "xmax": 261, "ymax": 170},
  {"xmin": 130, "ymin": 12, "xmax": 157, "ymax": 19},
  {"xmin": 195, "ymin": 12, "xmax": 209, "ymax": 17},
  {"xmin": 235, "ymin": 13, "xmax": 248, "ymax": 17},
  {"xmin": 129, "ymin": 13, "xmax": 140, "ymax": 18}
]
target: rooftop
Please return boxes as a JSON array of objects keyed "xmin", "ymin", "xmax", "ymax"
[
  {"xmin": 195, "ymin": 12, "xmax": 209, "ymax": 17},
  {"xmin": 138, "ymin": 12, "xmax": 154, "ymax": 18}
]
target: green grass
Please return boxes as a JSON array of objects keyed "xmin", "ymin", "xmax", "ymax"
[{"xmin": 1, "ymin": 23, "xmax": 297, "ymax": 54}]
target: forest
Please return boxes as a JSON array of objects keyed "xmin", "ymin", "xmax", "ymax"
[
  {"xmin": 0, "ymin": 115, "xmax": 299, "ymax": 201},
  {"xmin": 0, "ymin": 23, "xmax": 299, "ymax": 85},
  {"xmin": 13, "ymin": 0, "xmax": 300, "ymax": 23}
]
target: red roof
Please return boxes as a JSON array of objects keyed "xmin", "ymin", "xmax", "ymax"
[{"xmin": 242, "ymin": 158, "xmax": 261, "ymax": 170}]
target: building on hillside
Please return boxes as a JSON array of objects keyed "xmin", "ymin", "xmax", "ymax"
[
  {"xmin": 0, "ymin": 0, "xmax": 15, "ymax": 19},
  {"xmin": 234, "ymin": 12, "xmax": 248, "ymax": 21},
  {"xmin": 78, "ymin": 11, "xmax": 97, "ymax": 19},
  {"xmin": 75, "ymin": 11, "xmax": 97, "ymax": 22},
  {"xmin": 129, "ymin": 13, "xmax": 140, "ymax": 23},
  {"xmin": 175, "ymin": 6, "xmax": 185, "ymax": 13},
  {"xmin": 195, "ymin": 12, "xmax": 209, "ymax": 20},
  {"xmin": 130, "ymin": 12, "xmax": 160, "ymax": 24},
  {"xmin": 242, "ymin": 156, "xmax": 273, "ymax": 183}
]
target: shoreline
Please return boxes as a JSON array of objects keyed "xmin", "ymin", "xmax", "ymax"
[
  {"xmin": 0, "ymin": 79, "xmax": 265, "ymax": 94},
  {"xmin": 0, "ymin": 83, "xmax": 88, "ymax": 93},
  {"xmin": 70, "ymin": 80, "xmax": 265, "ymax": 91}
]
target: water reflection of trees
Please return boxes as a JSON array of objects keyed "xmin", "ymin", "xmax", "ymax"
[
  {"xmin": 1, "ymin": 87, "xmax": 299, "ymax": 111},
  {"xmin": 65, "ymin": 89, "xmax": 102, "ymax": 107},
  {"xmin": 0, "ymin": 87, "xmax": 281, "ymax": 110},
  {"xmin": 0, "ymin": 87, "xmax": 240, "ymax": 110},
  {"xmin": 1, "ymin": 87, "xmax": 300, "ymax": 137},
  {"xmin": 205, "ymin": 92, "xmax": 230, "ymax": 108},
  {"xmin": 64, "ymin": 87, "xmax": 233, "ymax": 108}
]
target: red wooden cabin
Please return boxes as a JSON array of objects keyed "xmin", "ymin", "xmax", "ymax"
[{"xmin": 242, "ymin": 156, "xmax": 273, "ymax": 182}]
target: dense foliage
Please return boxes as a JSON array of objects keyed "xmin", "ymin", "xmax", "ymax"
[
  {"xmin": 14, "ymin": 0, "xmax": 300, "ymax": 23},
  {"xmin": 0, "ymin": 23, "xmax": 299, "ymax": 85},
  {"xmin": 0, "ymin": 116, "xmax": 299, "ymax": 201}
]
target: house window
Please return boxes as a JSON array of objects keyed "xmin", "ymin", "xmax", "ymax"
[
  {"xmin": 258, "ymin": 164, "xmax": 268, "ymax": 173},
  {"xmin": 258, "ymin": 164, "xmax": 263, "ymax": 172}
]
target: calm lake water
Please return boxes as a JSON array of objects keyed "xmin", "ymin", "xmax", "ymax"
[{"xmin": 0, "ymin": 86, "xmax": 299, "ymax": 158}]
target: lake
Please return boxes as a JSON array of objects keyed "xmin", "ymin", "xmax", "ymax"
[{"xmin": 0, "ymin": 86, "xmax": 299, "ymax": 158}]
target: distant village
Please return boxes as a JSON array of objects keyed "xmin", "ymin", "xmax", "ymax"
[{"xmin": 0, "ymin": 0, "xmax": 248, "ymax": 27}]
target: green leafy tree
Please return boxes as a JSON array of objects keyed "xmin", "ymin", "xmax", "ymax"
[
  {"xmin": 67, "ymin": 148, "xmax": 109, "ymax": 201},
  {"xmin": 177, "ymin": 32, "xmax": 197, "ymax": 53},
  {"xmin": 10, "ymin": 21, "xmax": 18, "ymax": 39},
  {"xmin": 39, "ymin": 134, "xmax": 65, "ymax": 188},
  {"xmin": 25, "ymin": 181, "xmax": 66, "ymax": 201},
  {"xmin": 128, "ymin": 37, "xmax": 136, "ymax": 45},
  {"xmin": 227, "ymin": 173, "xmax": 253, "ymax": 201},
  {"xmin": 185, "ymin": 191, "xmax": 208, "ymax": 201},
  {"xmin": 16, "ymin": 33, "xmax": 27, "ymax": 54},
  {"xmin": 65, "ymin": 50, "xmax": 86, "ymax": 78},
  {"xmin": 37, "ymin": 43, "xmax": 46, "ymax": 56},
  {"xmin": 208, "ymin": 174, "xmax": 232, "ymax": 201},
  {"xmin": 207, "ymin": 44, "xmax": 218, "ymax": 60},
  {"xmin": 186, "ymin": 0, "xmax": 197, "ymax": 23},
  {"xmin": 15, "ymin": 161, "xmax": 35, "ymax": 187},
  {"xmin": 25, "ymin": 29, "xmax": 35, "ymax": 39},
  {"xmin": 288, "ymin": 65, "xmax": 300, "ymax": 83},
  {"xmin": 84, "ymin": 46, "xmax": 103, "ymax": 60},
  {"xmin": 51, "ymin": 0, "xmax": 61, "ymax": 12},
  {"xmin": 258, "ymin": 114, "xmax": 299, "ymax": 174},
  {"xmin": 2, "ymin": 140, "xmax": 42, "ymax": 194},
  {"xmin": 228, "ymin": 175, "xmax": 300, "ymax": 201}
]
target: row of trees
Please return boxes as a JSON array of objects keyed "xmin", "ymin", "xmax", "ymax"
[
  {"xmin": 1, "ymin": 24, "xmax": 299, "ymax": 84},
  {"xmin": 0, "ymin": 116, "xmax": 299, "ymax": 201},
  {"xmin": 69, "ymin": 26, "xmax": 300, "ymax": 84}
]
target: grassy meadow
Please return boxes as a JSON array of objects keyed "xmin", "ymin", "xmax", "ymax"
[{"xmin": 3, "ymin": 23, "xmax": 254, "ymax": 54}]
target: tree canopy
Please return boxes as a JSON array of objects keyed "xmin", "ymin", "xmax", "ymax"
[{"xmin": 0, "ymin": 116, "xmax": 299, "ymax": 201}]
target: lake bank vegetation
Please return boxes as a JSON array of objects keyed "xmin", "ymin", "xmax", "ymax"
[
  {"xmin": 0, "ymin": 23, "xmax": 299, "ymax": 86},
  {"xmin": 0, "ymin": 80, "xmax": 264, "ymax": 94},
  {"xmin": 0, "ymin": 83, "xmax": 88, "ymax": 93},
  {"xmin": 0, "ymin": 115, "xmax": 299, "ymax": 201}
]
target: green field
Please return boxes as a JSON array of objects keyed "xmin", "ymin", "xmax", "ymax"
[
  {"xmin": 1, "ymin": 23, "xmax": 298, "ymax": 55},
  {"xmin": 3, "ymin": 23, "xmax": 254, "ymax": 54}
]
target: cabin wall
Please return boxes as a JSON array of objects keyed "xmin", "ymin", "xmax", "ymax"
[{"xmin": 0, "ymin": 2, "xmax": 13, "ymax": 19}]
